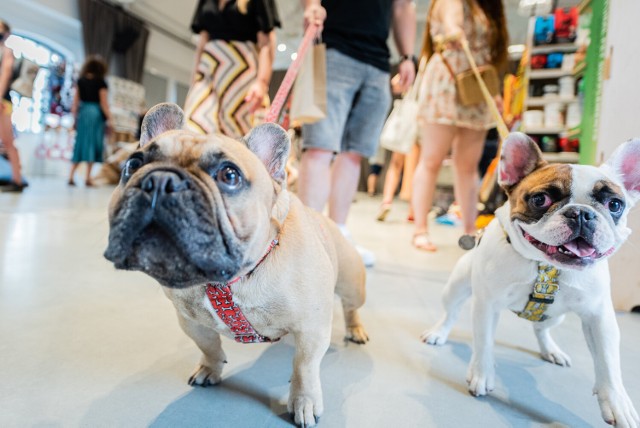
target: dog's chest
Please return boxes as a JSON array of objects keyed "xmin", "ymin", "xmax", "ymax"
[{"xmin": 165, "ymin": 283, "xmax": 289, "ymax": 341}]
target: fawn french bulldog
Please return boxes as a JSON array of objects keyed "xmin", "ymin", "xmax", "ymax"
[{"xmin": 104, "ymin": 103, "xmax": 368, "ymax": 427}]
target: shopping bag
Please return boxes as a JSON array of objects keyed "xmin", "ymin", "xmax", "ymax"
[
  {"xmin": 379, "ymin": 57, "xmax": 427, "ymax": 154},
  {"xmin": 379, "ymin": 97, "xmax": 419, "ymax": 154},
  {"xmin": 290, "ymin": 43, "xmax": 326, "ymax": 125}
]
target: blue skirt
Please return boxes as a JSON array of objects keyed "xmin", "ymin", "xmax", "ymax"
[{"xmin": 72, "ymin": 102, "xmax": 105, "ymax": 163}]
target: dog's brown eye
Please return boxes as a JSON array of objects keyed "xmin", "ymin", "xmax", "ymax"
[
  {"xmin": 529, "ymin": 193, "xmax": 552, "ymax": 209},
  {"xmin": 216, "ymin": 165, "xmax": 242, "ymax": 189}
]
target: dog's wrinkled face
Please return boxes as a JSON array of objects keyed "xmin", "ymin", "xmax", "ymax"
[
  {"xmin": 499, "ymin": 133, "xmax": 640, "ymax": 269},
  {"xmin": 104, "ymin": 103, "xmax": 291, "ymax": 288}
]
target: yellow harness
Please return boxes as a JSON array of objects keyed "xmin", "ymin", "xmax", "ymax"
[
  {"xmin": 489, "ymin": 220, "xmax": 561, "ymax": 322},
  {"xmin": 514, "ymin": 264, "xmax": 560, "ymax": 322}
]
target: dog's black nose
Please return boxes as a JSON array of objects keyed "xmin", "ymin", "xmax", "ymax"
[
  {"xmin": 141, "ymin": 170, "xmax": 190, "ymax": 195},
  {"xmin": 563, "ymin": 207, "xmax": 596, "ymax": 222}
]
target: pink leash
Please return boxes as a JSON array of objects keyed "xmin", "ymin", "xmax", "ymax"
[{"xmin": 265, "ymin": 24, "xmax": 319, "ymax": 124}]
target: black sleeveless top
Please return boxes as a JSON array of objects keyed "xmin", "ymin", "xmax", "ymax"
[{"xmin": 190, "ymin": 0, "xmax": 280, "ymax": 43}]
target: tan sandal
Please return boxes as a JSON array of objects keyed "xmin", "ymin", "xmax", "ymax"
[
  {"xmin": 412, "ymin": 232, "xmax": 437, "ymax": 252},
  {"xmin": 376, "ymin": 203, "xmax": 392, "ymax": 222}
]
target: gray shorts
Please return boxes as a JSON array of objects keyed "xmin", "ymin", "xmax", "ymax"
[{"xmin": 302, "ymin": 48, "xmax": 392, "ymax": 159}]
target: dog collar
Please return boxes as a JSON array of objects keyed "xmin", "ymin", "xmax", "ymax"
[
  {"xmin": 206, "ymin": 237, "xmax": 280, "ymax": 344},
  {"xmin": 514, "ymin": 264, "xmax": 560, "ymax": 322}
]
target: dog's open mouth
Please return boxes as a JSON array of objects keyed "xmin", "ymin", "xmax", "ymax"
[{"xmin": 522, "ymin": 230, "xmax": 615, "ymax": 264}]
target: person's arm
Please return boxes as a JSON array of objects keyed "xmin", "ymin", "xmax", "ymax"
[
  {"xmin": 98, "ymin": 87, "xmax": 112, "ymax": 125},
  {"xmin": 244, "ymin": 30, "xmax": 275, "ymax": 113},
  {"xmin": 0, "ymin": 48, "xmax": 14, "ymax": 113},
  {"xmin": 392, "ymin": 0, "xmax": 417, "ymax": 92},
  {"xmin": 439, "ymin": 0, "xmax": 464, "ymax": 41},
  {"xmin": 301, "ymin": 0, "xmax": 326, "ymax": 32},
  {"xmin": 70, "ymin": 85, "xmax": 79, "ymax": 129},
  {"xmin": 191, "ymin": 30, "xmax": 210, "ymax": 87}
]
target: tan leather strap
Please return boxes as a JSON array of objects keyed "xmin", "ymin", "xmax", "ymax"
[{"xmin": 460, "ymin": 39, "xmax": 509, "ymax": 139}]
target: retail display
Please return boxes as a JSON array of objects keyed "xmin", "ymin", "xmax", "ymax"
[
  {"xmin": 520, "ymin": 3, "xmax": 593, "ymax": 163},
  {"xmin": 107, "ymin": 75, "xmax": 145, "ymax": 138}
]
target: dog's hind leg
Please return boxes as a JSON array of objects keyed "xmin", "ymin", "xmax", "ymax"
[
  {"xmin": 177, "ymin": 314, "xmax": 227, "ymax": 387},
  {"xmin": 421, "ymin": 252, "xmax": 473, "ymax": 345},
  {"xmin": 335, "ymin": 245, "xmax": 369, "ymax": 344},
  {"xmin": 534, "ymin": 314, "xmax": 572, "ymax": 367}
]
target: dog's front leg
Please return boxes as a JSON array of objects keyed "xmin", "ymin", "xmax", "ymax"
[
  {"xmin": 467, "ymin": 297, "xmax": 500, "ymax": 396},
  {"xmin": 534, "ymin": 314, "xmax": 572, "ymax": 366},
  {"xmin": 177, "ymin": 313, "xmax": 227, "ymax": 387},
  {"xmin": 581, "ymin": 306, "xmax": 639, "ymax": 427},
  {"xmin": 288, "ymin": 329, "xmax": 331, "ymax": 427}
]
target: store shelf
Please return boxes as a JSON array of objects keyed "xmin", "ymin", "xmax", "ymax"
[
  {"xmin": 542, "ymin": 152, "xmax": 580, "ymax": 163},
  {"xmin": 527, "ymin": 96, "xmax": 578, "ymax": 107},
  {"xmin": 523, "ymin": 126, "xmax": 567, "ymax": 134},
  {"xmin": 530, "ymin": 69, "xmax": 574, "ymax": 79},
  {"xmin": 531, "ymin": 43, "xmax": 579, "ymax": 55}
]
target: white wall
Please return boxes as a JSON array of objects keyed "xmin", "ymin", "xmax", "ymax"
[
  {"xmin": 597, "ymin": 0, "xmax": 640, "ymax": 311},
  {"xmin": 2, "ymin": 0, "xmax": 194, "ymax": 85}
]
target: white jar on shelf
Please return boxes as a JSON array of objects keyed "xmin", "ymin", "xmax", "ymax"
[
  {"xmin": 559, "ymin": 76, "xmax": 575, "ymax": 99},
  {"xmin": 544, "ymin": 102, "xmax": 564, "ymax": 128},
  {"xmin": 566, "ymin": 102, "xmax": 582, "ymax": 128}
]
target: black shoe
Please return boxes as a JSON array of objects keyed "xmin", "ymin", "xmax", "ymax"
[{"xmin": 1, "ymin": 182, "xmax": 28, "ymax": 193}]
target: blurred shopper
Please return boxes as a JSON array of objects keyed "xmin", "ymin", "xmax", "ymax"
[
  {"xmin": 299, "ymin": 0, "xmax": 416, "ymax": 267},
  {"xmin": 0, "ymin": 19, "xmax": 26, "ymax": 193},
  {"xmin": 411, "ymin": 0, "xmax": 508, "ymax": 251},
  {"xmin": 377, "ymin": 142, "xmax": 420, "ymax": 222},
  {"xmin": 184, "ymin": 0, "xmax": 280, "ymax": 138},
  {"xmin": 69, "ymin": 55, "xmax": 111, "ymax": 187}
]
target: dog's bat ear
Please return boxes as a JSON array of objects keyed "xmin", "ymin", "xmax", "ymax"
[
  {"xmin": 243, "ymin": 123, "xmax": 291, "ymax": 184},
  {"xmin": 139, "ymin": 103, "xmax": 185, "ymax": 147},
  {"xmin": 603, "ymin": 138, "xmax": 640, "ymax": 204},
  {"xmin": 498, "ymin": 132, "xmax": 547, "ymax": 191}
]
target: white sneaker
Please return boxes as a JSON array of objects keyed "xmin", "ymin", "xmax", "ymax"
[
  {"xmin": 337, "ymin": 224, "xmax": 376, "ymax": 268},
  {"xmin": 355, "ymin": 244, "xmax": 376, "ymax": 268}
]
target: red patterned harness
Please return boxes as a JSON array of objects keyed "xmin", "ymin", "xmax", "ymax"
[{"xmin": 205, "ymin": 238, "xmax": 280, "ymax": 344}]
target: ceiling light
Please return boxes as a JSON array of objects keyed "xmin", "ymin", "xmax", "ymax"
[
  {"xmin": 277, "ymin": 43, "xmax": 286, "ymax": 52},
  {"xmin": 290, "ymin": 53, "xmax": 297, "ymax": 61}
]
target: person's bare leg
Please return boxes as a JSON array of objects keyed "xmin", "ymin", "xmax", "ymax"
[
  {"xmin": 68, "ymin": 163, "xmax": 79, "ymax": 184},
  {"xmin": 85, "ymin": 162, "xmax": 94, "ymax": 186},
  {"xmin": 366, "ymin": 171, "xmax": 378, "ymax": 196},
  {"xmin": 452, "ymin": 128, "xmax": 487, "ymax": 235},
  {"xmin": 411, "ymin": 124, "xmax": 456, "ymax": 250},
  {"xmin": 0, "ymin": 113, "xmax": 22, "ymax": 185},
  {"xmin": 297, "ymin": 148, "xmax": 334, "ymax": 212},
  {"xmin": 328, "ymin": 151, "xmax": 361, "ymax": 225},
  {"xmin": 381, "ymin": 152, "xmax": 405, "ymax": 205}
]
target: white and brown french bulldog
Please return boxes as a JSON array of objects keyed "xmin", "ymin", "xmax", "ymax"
[
  {"xmin": 104, "ymin": 103, "xmax": 369, "ymax": 427},
  {"xmin": 422, "ymin": 133, "xmax": 640, "ymax": 427}
]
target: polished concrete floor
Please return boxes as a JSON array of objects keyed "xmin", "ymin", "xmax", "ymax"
[{"xmin": 1, "ymin": 178, "xmax": 639, "ymax": 427}]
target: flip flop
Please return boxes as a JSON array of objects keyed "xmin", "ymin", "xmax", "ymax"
[
  {"xmin": 413, "ymin": 232, "xmax": 437, "ymax": 252},
  {"xmin": 376, "ymin": 204, "xmax": 392, "ymax": 222}
]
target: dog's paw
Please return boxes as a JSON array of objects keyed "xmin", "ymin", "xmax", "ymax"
[
  {"xmin": 420, "ymin": 328, "xmax": 449, "ymax": 346},
  {"xmin": 345, "ymin": 326, "xmax": 369, "ymax": 344},
  {"xmin": 541, "ymin": 348, "xmax": 572, "ymax": 367},
  {"xmin": 596, "ymin": 387, "xmax": 639, "ymax": 428},
  {"xmin": 466, "ymin": 365, "xmax": 495, "ymax": 397},
  {"xmin": 187, "ymin": 364, "xmax": 222, "ymax": 387},
  {"xmin": 288, "ymin": 395, "xmax": 322, "ymax": 427}
]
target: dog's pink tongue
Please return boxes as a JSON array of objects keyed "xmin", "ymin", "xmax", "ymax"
[{"xmin": 563, "ymin": 239, "xmax": 596, "ymax": 257}]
